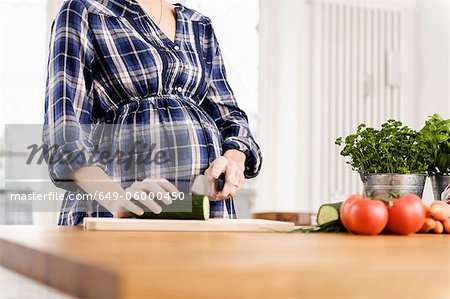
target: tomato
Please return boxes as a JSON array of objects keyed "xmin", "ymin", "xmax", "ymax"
[
  {"xmin": 341, "ymin": 195, "xmax": 389, "ymax": 235},
  {"xmin": 340, "ymin": 194, "xmax": 363, "ymax": 229},
  {"xmin": 386, "ymin": 194, "xmax": 425, "ymax": 235}
]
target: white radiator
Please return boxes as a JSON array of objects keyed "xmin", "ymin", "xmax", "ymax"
[{"xmin": 310, "ymin": 0, "xmax": 405, "ymax": 208}]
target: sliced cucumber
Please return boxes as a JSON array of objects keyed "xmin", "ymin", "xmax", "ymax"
[
  {"xmin": 316, "ymin": 202, "xmax": 342, "ymax": 226},
  {"xmin": 131, "ymin": 195, "xmax": 210, "ymax": 220}
]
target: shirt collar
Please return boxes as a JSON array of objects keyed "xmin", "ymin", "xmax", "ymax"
[
  {"xmin": 91, "ymin": 0, "xmax": 184, "ymax": 21},
  {"xmin": 92, "ymin": 0, "xmax": 141, "ymax": 17},
  {"xmin": 109, "ymin": 0, "xmax": 184, "ymax": 16}
]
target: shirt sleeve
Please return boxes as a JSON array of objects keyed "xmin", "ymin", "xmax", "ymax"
[
  {"xmin": 199, "ymin": 19, "xmax": 262, "ymax": 178},
  {"xmin": 42, "ymin": 1, "xmax": 105, "ymax": 189}
]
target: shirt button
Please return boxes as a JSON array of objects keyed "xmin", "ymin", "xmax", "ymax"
[
  {"xmin": 174, "ymin": 45, "xmax": 180, "ymax": 51},
  {"xmin": 176, "ymin": 87, "xmax": 182, "ymax": 92},
  {"xmin": 184, "ymin": 65, "xmax": 189, "ymax": 70}
]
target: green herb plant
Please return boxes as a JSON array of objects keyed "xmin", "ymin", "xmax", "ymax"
[
  {"xmin": 420, "ymin": 114, "xmax": 450, "ymax": 175},
  {"xmin": 335, "ymin": 119, "xmax": 434, "ymax": 174}
]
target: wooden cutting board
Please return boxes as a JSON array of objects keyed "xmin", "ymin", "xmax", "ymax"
[{"xmin": 83, "ymin": 217, "xmax": 295, "ymax": 232}]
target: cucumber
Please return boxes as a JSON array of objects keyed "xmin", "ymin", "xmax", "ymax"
[
  {"xmin": 316, "ymin": 202, "xmax": 342, "ymax": 225},
  {"xmin": 130, "ymin": 195, "xmax": 210, "ymax": 220},
  {"xmin": 293, "ymin": 202, "xmax": 346, "ymax": 233}
]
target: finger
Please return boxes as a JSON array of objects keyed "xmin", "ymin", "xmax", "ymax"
[
  {"xmin": 221, "ymin": 184, "xmax": 237, "ymax": 199},
  {"xmin": 222, "ymin": 164, "xmax": 241, "ymax": 198},
  {"xmin": 210, "ymin": 157, "xmax": 228, "ymax": 179},
  {"xmin": 155, "ymin": 179, "xmax": 179, "ymax": 195},
  {"xmin": 220, "ymin": 175, "xmax": 244, "ymax": 199},
  {"xmin": 204, "ymin": 167, "xmax": 212, "ymax": 178},
  {"xmin": 238, "ymin": 173, "xmax": 246, "ymax": 190},
  {"xmin": 114, "ymin": 211, "xmax": 131, "ymax": 218},
  {"xmin": 125, "ymin": 188, "xmax": 147, "ymax": 201},
  {"xmin": 130, "ymin": 181, "xmax": 143, "ymax": 188},
  {"xmin": 204, "ymin": 168, "xmax": 217, "ymax": 186},
  {"xmin": 140, "ymin": 182, "xmax": 173, "ymax": 206},
  {"xmin": 141, "ymin": 198, "xmax": 163, "ymax": 214},
  {"xmin": 225, "ymin": 164, "xmax": 240, "ymax": 188},
  {"xmin": 126, "ymin": 187, "xmax": 164, "ymax": 213},
  {"xmin": 216, "ymin": 181, "xmax": 237, "ymax": 200},
  {"xmin": 121, "ymin": 199, "xmax": 144, "ymax": 216},
  {"xmin": 228, "ymin": 181, "xmax": 240, "ymax": 198},
  {"xmin": 130, "ymin": 181, "xmax": 146, "ymax": 190}
]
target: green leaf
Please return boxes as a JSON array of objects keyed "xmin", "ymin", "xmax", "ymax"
[{"xmin": 336, "ymin": 118, "xmax": 436, "ymax": 174}]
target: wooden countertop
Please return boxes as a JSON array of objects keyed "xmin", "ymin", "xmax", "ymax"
[{"xmin": 0, "ymin": 226, "xmax": 449, "ymax": 299}]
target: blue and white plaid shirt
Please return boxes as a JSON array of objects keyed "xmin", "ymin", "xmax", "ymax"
[{"xmin": 43, "ymin": 0, "xmax": 262, "ymax": 225}]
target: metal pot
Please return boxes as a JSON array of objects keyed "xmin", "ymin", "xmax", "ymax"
[
  {"xmin": 430, "ymin": 175, "xmax": 450, "ymax": 201},
  {"xmin": 360, "ymin": 173, "xmax": 427, "ymax": 200}
]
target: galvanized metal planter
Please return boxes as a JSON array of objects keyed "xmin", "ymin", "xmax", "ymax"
[
  {"xmin": 430, "ymin": 175, "xmax": 450, "ymax": 201},
  {"xmin": 360, "ymin": 173, "xmax": 427, "ymax": 200}
]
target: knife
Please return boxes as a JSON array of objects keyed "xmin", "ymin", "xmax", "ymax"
[{"xmin": 191, "ymin": 173, "xmax": 226, "ymax": 200}]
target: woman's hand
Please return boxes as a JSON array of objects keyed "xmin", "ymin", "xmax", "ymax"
[
  {"xmin": 115, "ymin": 179, "xmax": 179, "ymax": 218},
  {"xmin": 71, "ymin": 167, "xmax": 178, "ymax": 218},
  {"xmin": 205, "ymin": 150, "xmax": 246, "ymax": 200}
]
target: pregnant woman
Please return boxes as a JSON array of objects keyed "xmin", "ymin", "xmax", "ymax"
[{"xmin": 43, "ymin": 0, "xmax": 261, "ymax": 225}]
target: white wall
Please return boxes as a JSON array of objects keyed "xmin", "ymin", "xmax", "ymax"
[
  {"xmin": 411, "ymin": 0, "xmax": 450, "ymax": 204},
  {"xmin": 411, "ymin": 0, "xmax": 450, "ymax": 126},
  {"xmin": 257, "ymin": 0, "xmax": 312, "ymax": 212},
  {"xmin": 0, "ymin": 0, "xmax": 48, "ymax": 131},
  {"xmin": 256, "ymin": 0, "xmax": 450, "ymax": 212}
]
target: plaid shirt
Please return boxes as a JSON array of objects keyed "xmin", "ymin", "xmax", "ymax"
[{"xmin": 43, "ymin": 0, "xmax": 262, "ymax": 225}]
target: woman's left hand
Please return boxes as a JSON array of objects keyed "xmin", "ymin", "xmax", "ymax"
[{"xmin": 205, "ymin": 150, "xmax": 246, "ymax": 200}]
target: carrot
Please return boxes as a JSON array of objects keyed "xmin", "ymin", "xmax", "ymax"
[
  {"xmin": 442, "ymin": 219, "xmax": 450, "ymax": 234},
  {"xmin": 419, "ymin": 218, "xmax": 436, "ymax": 233},
  {"xmin": 433, "ymin": 221, "xmax": 444, "ymax": 234},
  {"xmin": 429, "ymin": 201, "xmax": 450, "ymax": 221},
  {"xmin": 424, "ymin": 204, "xmax": 431, "ymax": 218}
]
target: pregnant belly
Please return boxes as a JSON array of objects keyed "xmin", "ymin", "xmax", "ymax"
[{"xmin": 90, "ymin": 95, "xmax": 222, "ymax": 189}]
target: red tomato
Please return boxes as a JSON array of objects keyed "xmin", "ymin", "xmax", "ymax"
[
  {"xmin": 340, "ymin": 194, "xmax": 363, "ymax": 229},
  {"xmin": 341, "ymin": 195, "xmax": 389, "ymax": 235},
  {"xmin": 386, "ymin": 194, "xmax": 425, "ymax": 235}
]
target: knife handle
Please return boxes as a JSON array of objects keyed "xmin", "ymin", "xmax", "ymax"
[{"xmin": 215, "ymin": 173, "xmax": 226, "ymax": 192}]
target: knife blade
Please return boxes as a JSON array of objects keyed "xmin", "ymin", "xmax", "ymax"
[{"xmin": 191, "ymin": 173, "xmax": 225, "ymax": 199}]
